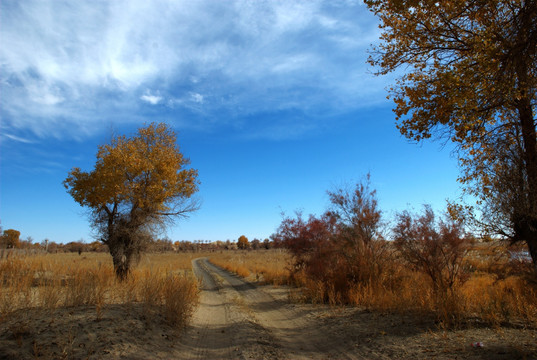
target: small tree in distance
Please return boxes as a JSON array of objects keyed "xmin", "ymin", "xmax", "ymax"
[
  {"xmin": 237, "ymin": 235, "xmax": 249, "ymax": 250},
  {"xmin": 64, "ymin": 123, "xmax": 199, "ymax": 280},
  {"xmin": 250, "ymin": 238, "xmax": 261, "ymax": 250},
  {"xmin": 1, "ymin": 229, "xmax": 21, "ymax": 249}
]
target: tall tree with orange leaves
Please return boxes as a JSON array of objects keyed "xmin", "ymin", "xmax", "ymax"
[
  {"xmin": 64, "ymin": 123, "xmax": 199, "ymax": 279},
  {"xmin": 366, "ymin": 0, "xmax": 537, "ymax": 273}
]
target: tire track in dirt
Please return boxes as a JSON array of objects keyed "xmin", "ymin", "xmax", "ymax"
[
  {"xmin": 179, "ymin": 257, "xmax": 356, "ymax": 359},
  {"xmin": 177, "ymin": 258, "xmax": 283, "ymax": 359}
]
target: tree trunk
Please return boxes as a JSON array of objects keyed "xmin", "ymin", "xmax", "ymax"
[
  {"xmin": 513, "ymin": 213, "xmax": 537, "ymax": 275},
  {"xmin": 527, "ymin": 237, "xmax": 537, "ymax": 277},
  {"xmin": 517, "ymin": 101, "xmax": 537, "ymax": 276},
  {"xmin": 110, "ymin": 243, "xmax": 132, "ymax": 281},
  {"xmin": 514, "ymin": 2, "xmax": 537, "ymax": 275}
]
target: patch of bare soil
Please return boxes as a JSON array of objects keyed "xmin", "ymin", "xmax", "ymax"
[
  {"xmin": 0, "ymin": 303, "xmax": 186, "ymax": 359},
  {"xmin": 1, "ymin": 257, "xmax": 536, "ymax": 359}
]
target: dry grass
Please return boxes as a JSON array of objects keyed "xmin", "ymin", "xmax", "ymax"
[
  {"xmin": 347, "ymin": 258, "xmax": 536, "ymax": 327},
  {"xmin": 0, "ymin": 251, "xmax": 204, "ymax": 328},
  {"xmin": 209, "ymin": 249, "xmax": 291, "ymax": 285},
  {"xmin": 209, "ymin": 246, "xmax": 537, "ymax": 328}
]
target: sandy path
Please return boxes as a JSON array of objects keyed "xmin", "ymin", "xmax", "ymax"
[{"xmin": 178, "ymin": 257, "xmax": 355, "ymax": 359}]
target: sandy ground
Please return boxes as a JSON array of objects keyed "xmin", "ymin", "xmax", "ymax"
[{"xmin": 1, "ymin": 257, "xmax": 536, "ymax": 359}]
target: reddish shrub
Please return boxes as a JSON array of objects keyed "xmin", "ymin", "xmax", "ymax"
[
  {"xmin": 393, "ymin": 205, "xmax": 470, "ymax": 294},
  {"xmin": 273, "ymin": 176, "xmax": 387, "ymax": 303}
]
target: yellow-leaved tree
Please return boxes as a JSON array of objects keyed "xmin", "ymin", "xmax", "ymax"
[
  {"xmin": 64, "ymin": 123, "xmax": 199, "ymax": 280},
  {"xmin": 1, "ymin": 229, "xmax": 21, "ymax": 249},
  {"xmin": 237, "ymin": 235, "xmax": 249, "ymax": 250},
  {"xmin": 365, "ymin": 0, "xmax": 537, "ymax": 274}
]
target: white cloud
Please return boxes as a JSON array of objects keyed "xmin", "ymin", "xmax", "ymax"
[
  {"xmin": 0, "ymin": 0, "xmax": 388, "ymax": 139},
  {"xmin": 140, "ymin": 91, "xmax": 163, "ymax": 105}
]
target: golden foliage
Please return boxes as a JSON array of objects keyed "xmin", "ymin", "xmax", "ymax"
[
  {"xmin": 64, "ymin": 122, "xmax": 198, "ymax": 214},
  {"xmin": 365, "ymin": 0, "xmax": 536, "ymax": 139},
  {"xmin": 365, "ymin": 0, "xmax": 537, "ymax": 271},
  {"xmin": 1, "ymin": 229, "xmax": 21, "ymax": 249}
]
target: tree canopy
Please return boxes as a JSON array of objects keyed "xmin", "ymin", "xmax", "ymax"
[
  {"xmin": 1, "ymin": 229, "xmax": 21, "ymax": 249},
  {"xmin": 237, "ymin": 235, "xmax": 249, "ymax": 250},
  {"xmin": 64, "ymin": 123, "xmax": 199, "ymax": 279},
  {"xmin": 366, "ymin": 0, "xmax": 537, "ymax": 272}
]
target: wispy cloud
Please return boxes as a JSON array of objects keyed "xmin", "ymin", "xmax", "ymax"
[
  {"xmin": 2, "ymin": 133, "xmax": 35, "ymax": 144},
  {"xmin": 140, "ymin": 91, "xmax": 163, "ymax": 105},
  {"xmin": 0, "ymin": 0, "xmax": 389, "ymax": 140}
]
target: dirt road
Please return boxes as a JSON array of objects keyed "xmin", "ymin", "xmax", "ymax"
[
  {"xmin": 178, "ymin": 257, "xmax": 354, "ymax": 359},
  {"xmin": 177, "ymin": 258, "xmax": 537, "ymax": 360}
]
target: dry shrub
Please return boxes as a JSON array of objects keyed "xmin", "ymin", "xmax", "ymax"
[
  {"xmin": 64, "ymin": 267, "xmax": 112, "ymax": 307},
  {"xmin": 393, "ymin": 205, "xmax": 470, "ymax": 295},
  {"xmin": 138, "ymin": 269, "xmax": 164, "ymax": 308},
  {"xmin": 123, "ymin": 269, "xmax": 199, "ymax": 328},
  {"xmin": 234, "ymin": 266, "xmax": 250, "ymax": 278},
  {"xmin": 214, "ymin": 262, "xmax": 250, "ymax": 278},
  {"xmin": 161, "ymin": 274, "xmax": 199, "ymax": 327},
  {"xmin": 37, "ymin": 278, "xmax": 63, "ymax": 310},
  {"xmin": 257, "ymin": 265, "xmax": 289, "ymax": 285},
  {"xmin": 0, "ymin": 257, "xmax": 36, "ymax": 314},
  {"xmin": 263, "ymin": 179, "xmax": 536, "ymax": 328},
  {"xmin": 290, "ymin": 270, "xmax": 326, "ymax": 304},
  {"xmin": 271, "ymin": 177, "xmax": 391, "ymax": 305},
  {"xmin": 273, "ymin": 213, "xmax": 387, "ymax": 304},
  {"xmin": 344, "ymin": 249, "xmax": 537, "ymax": 327},
  {"xmin": 465, "ymin": 242, "xmax": 512, "ymax": 275},
  {"xmin": 268, "ymin": 194, "xmax": 536, "ymax": 327},
  {"xmin": 346, "ymin": 260, "xmax": 431, "ymax": 313},
  {"xmin": 391, "ymin": 205, "xmax": 472, "ymax": 326}
]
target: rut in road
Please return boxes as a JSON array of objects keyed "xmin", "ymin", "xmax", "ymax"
[{"xmin": 177, "ymin": 257, "xmax": 356, "ymax": 360}]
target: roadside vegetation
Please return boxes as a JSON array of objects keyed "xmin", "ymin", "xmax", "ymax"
[
  {"xmin": 1, "ymin": 236, "xmax": 534, "ymax": 358},
  {"xmin": 210, "ymin": 242, "xmax": 536, "ymax": 328},
  {"xmin": 0, "ymin": 252, "xmax": 200, "ymax": 328},
  {"xmin": 209, "ymin": 177, "xmax": 537, "ymax": 329}
]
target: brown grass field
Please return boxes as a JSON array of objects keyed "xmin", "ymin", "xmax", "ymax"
[{"xmin": 1, "ymin": 244, "xmax": 536, "ymax": 359}]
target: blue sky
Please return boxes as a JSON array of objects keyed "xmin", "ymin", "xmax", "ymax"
[{"xmin": 0, "ymin": 0, "xmax": 460, "ymax": 243}]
